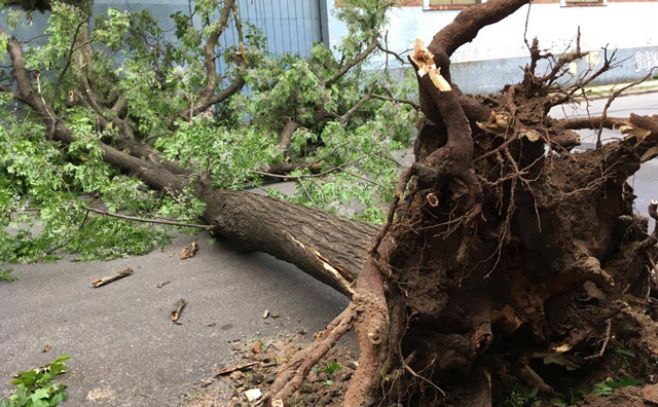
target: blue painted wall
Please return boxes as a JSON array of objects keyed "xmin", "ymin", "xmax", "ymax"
[{"xmin": 1, "ymin": 0, "xmax": 325, "ymax": 59}]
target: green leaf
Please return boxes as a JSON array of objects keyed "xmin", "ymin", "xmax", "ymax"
[
  {"xmin": 30, "ymin": 388, "xmax": 50, "ymax": 401},
  {"xmin": 614, "ymin": 348, "xmax": 636, "ymax": 358},
  {"xmin": 324, "ymin": 360, "xmax": 342, "ymax": 378}
]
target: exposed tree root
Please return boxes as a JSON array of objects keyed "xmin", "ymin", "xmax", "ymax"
[
  {"xmin": 266, "ymin": 1, "xmax": 658, "ymax": 405},
  {"xmin": 266, "ymin": 304, "xmax": 357, "ymax": 404}
]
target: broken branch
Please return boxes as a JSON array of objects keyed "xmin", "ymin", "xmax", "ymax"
[
  {"xmin": 91, "ymin": 268, "xmax": 134, "ymax": 288},
  {"xmin": 84, "ymin": 206, "xmax": 213, "ymax": 230}
]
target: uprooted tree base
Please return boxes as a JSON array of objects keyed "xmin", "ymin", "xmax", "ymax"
[
  {"xmin": 265, "ymin": 1, "xmax": 658, "ymax": 405},
  {"xmin": 4, "ymin": 0, "xmax": 658, "ymax": 405}
]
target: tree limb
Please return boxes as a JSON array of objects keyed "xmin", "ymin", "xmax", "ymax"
[
  {"xmin": 429, "ymin": 0, "xmax": 529, "ymax": 58},
  {"xmin": 183, "ymin": 0, "xmax": 242, "ymax": 117},
  {"xmin": 556, "ymin": 116, "xmax": 628, "ymax": 130},
  {"xmin": 84, "ymin": 206, "xmax": 214, "ymax": 230},
  {"xmin": 326, "ymin": 40, "xmax": 379, "ymax": 87}
]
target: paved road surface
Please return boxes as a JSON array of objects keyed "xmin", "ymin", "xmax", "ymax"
[
  {"xmin": 0, "ymin": 233, "xmax": 348, "ymax": 406},
  {"xmin": 1, "ymin": 92, "xmax": 656, "ymax": 406}
]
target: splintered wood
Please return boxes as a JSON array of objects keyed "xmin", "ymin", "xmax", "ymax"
[
  {"xmin": 171, "ymin": 298, "xmax": 187, "ymax": 323},
  {"xmin": 91, "ymin": 268, "xmax": 134, "ymax": 288},
  {"xmin": 180, "ymin": 241, "xmax": 199, "ymax": 260},
  {"xmin": 410, "ymin": 38, "xmax": 452, "ymax": 92}
]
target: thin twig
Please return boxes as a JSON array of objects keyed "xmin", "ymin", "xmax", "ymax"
[
  {"xmin": 251, "ymin": 157, "xmax": 365, "ymax": 180},
  {"xmin": 338, "ymin": 88, "xmax": 376, "ymax": 123},
  {"xmin": 326, "ymin": 40, "xmax": 379, "ymax": 87},
  {"xmin": 341, "ymin": 170, "xmax": 390, "ymax": 189},
  {"xmin": 373, "ymin": 93, "xmax": 421, "ymax": 110},
  {"xmin": 584, "ymin": 319, "xmax": 612, "ymax": 360},
  {"xmin": 376, "ymin": 41, "xmax": 407, "ymax": 66},
  {"xmin": 596, "ymin": 68, "xmax": 656, "ymax": 148},
  {"xmin": 56, "ymin": 17, "xmax": 88, "ymax": 83},
  {"xmin": 84, "ymin": 206, "xmax": 213, "ymax": 229}
]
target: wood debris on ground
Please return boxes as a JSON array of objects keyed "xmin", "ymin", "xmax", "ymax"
[
  {"xmin": 180, "ymin": 241, "xmax": 199, "ymax": 260},
  {"xmin": 91, "ymin": 268, "xmax": 133, "ymax": 288},
  {"xmin": 171, "ymin": 298, "xmax": 187, "ymax": 323}
]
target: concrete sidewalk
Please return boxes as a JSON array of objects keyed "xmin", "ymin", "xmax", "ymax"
[{"xmin": 0, "ymin": 232, "xmax": 348, "ymax": 406}]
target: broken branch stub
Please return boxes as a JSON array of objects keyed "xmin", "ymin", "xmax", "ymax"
[{"xmin": 410, "ymin": 39, "xmax": 452, "ymax": 92}]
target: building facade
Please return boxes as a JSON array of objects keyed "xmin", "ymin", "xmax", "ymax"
[
  {"xmin": 325, "ymin": 0, "xmax": 658, "ymax": 93},
  {"xmin": 3, "ymin": 0, "xmax": 657, "ymax": 94}
]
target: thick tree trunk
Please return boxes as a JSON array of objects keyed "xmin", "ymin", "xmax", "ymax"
[{"xmin": 201, "ymin": 188, "xmax": 376, "ymax": 297}]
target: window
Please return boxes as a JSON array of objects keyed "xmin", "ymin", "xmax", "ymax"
[
  {"xmin": 424, "ymin": 0, "xmax": 480, "ymax": 9},
  {"xmin": 562, "ymin": 0, "xmax": 606, "ymax": 6}
]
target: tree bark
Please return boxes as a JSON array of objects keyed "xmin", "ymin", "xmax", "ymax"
[{"xmin": 201, "ymin": 188, "xmax": 376, "ymax": 297}]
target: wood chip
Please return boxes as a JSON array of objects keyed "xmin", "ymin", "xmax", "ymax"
[
  {"xmin": 156, "ymin": 280, "xmax": 170, "ymax": 289},
  {"xmin": 91, "ymin": 268, "xmax": 133, "ymax": 288},
  {"xmin": 170, "ymin": 298, "xmax": 187, "ymax": 322},
  {"xmin": 179, "ymin": 241, "xmax": 199, "ymax": 260}
]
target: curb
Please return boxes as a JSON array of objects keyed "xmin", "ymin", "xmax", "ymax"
[{"xmin": 585, "ymin": 79, "xmax": 658, "ymax": 99}]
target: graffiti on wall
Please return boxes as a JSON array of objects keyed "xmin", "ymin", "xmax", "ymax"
[{"xmin": 634, "ymin": 50, "xmax": 658, "ymax": 73}]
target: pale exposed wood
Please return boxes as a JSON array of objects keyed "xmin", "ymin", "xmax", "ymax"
[{"xmin": 91, "ymin": 268, "xmax": 134, "ymax": 288}]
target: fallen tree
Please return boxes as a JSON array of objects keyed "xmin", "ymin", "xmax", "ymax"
[
  {"xmin": 2, "ymin": 0, "xmax": 658, "ymax": 406},
  {"xmin": 1, "ymin": 0, "xmax": 395, "ymax": 283}
]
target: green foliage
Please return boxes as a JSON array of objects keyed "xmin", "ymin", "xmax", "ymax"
[
  {"xmin": 499, "ymin": 385, "xmax": 539, "ymax": 407},
  {"xmin": 335, "ymin": 0, "xmax": 397, "ymax": 57},
  {"xmin": 590, "ymin": 376, "xmax": 640, "ymax": 397},
  {"xmin": 0, "ymin": 114, "xmax": 175, "ymax": 263},
  {"xmin": 0, "ymin": 0, "xmax": 414, "ymax": 265},
  {"xmin": 0, "ymin": 268, "xmax": 17, "ymax": 282},
  {"xmin": 157, "ymin": 116, "xmax": 278, "ymax": 189},
  {"xmin": 324, "ymin": 360, "xmax": 342, "ymax": 378},
  {"xmin": 323, "ymin": 359, "xmax": 342, "ymax": 386},
  {"xmin": 0, "ymin": 354, "xmax": 70, "ymax": 407}
]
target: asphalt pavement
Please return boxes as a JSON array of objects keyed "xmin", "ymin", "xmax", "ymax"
[{"xmin": 0, "ymin": 232, "xmax": 348, "ymax": 406}]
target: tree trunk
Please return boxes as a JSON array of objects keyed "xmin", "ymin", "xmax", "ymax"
[{"xmin": 201, "ymin": 188, "xmax": 376, "ymax": 297}]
